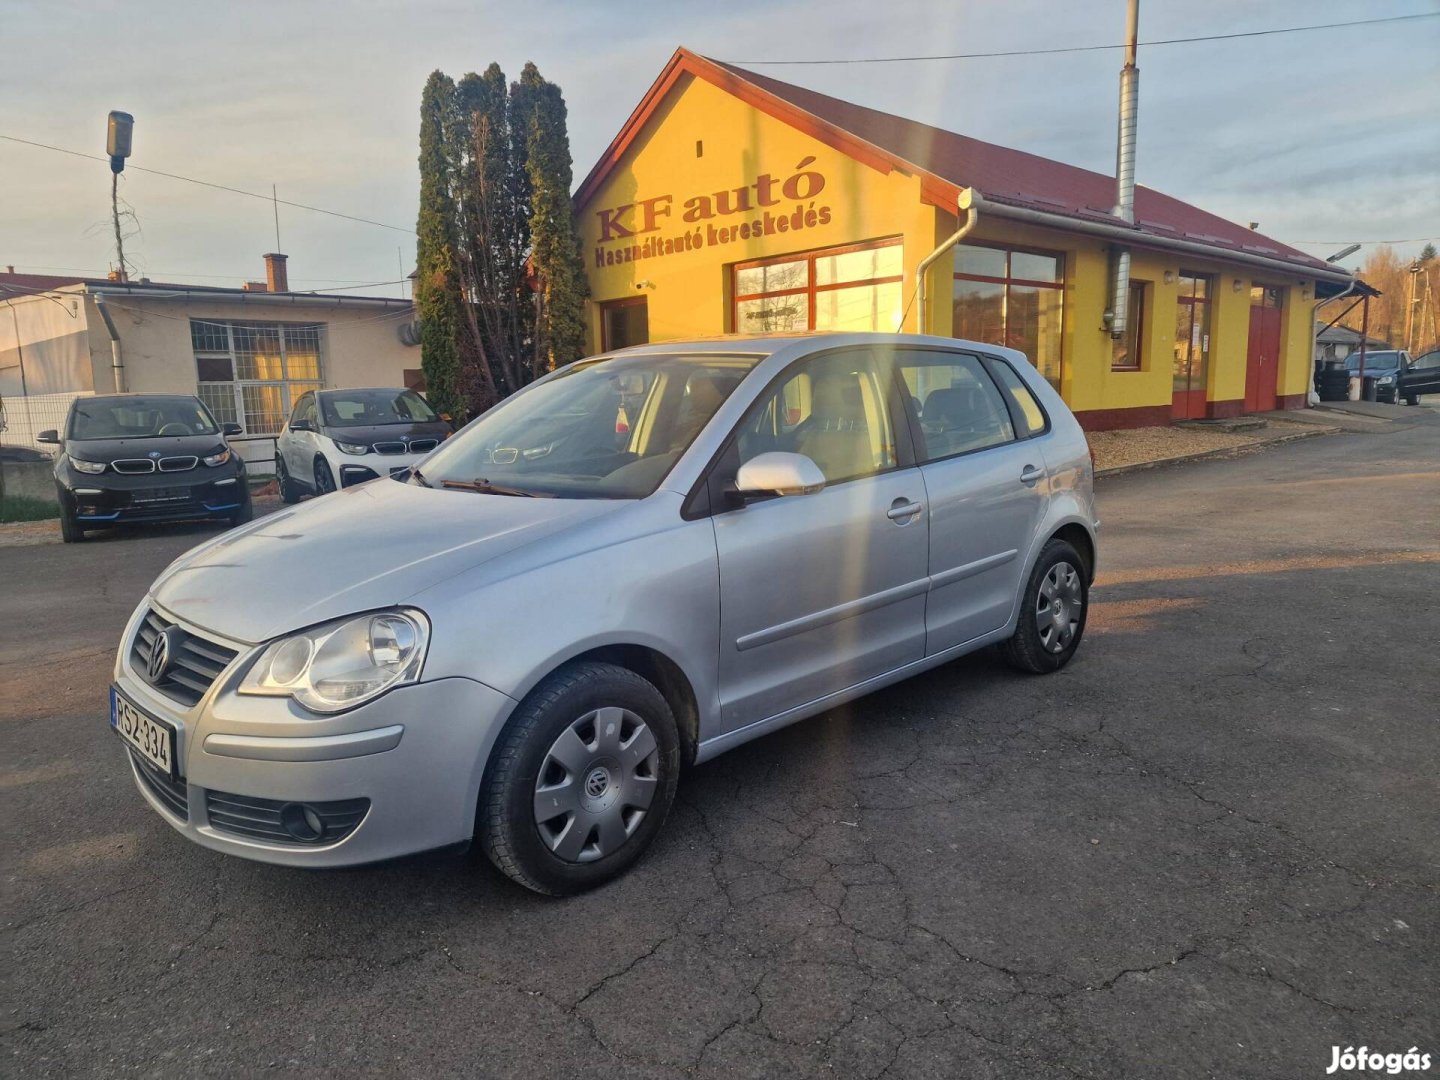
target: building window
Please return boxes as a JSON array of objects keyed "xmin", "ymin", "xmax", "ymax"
[
  {"xmin": 191, "ymin": 319, "xmax": 324, "ymax": 435},
  {"xmin": 1173, "ymin": 273, "xmax": 1211, "ymax": 411},
  {"xmin": 733, "ymin": 239, "xmax": 903, "ymax": 334},
  {"xmin": 1111, "ymin": 281, "xmax": 1147, "ymax": 371},
  {"xmin": 953, "ymin": 244, "xmax": 1064, "ymax": 388}
]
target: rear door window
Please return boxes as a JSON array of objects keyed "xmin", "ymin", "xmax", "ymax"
[{"xmin": 897, "ymin": 351, "xmax": 1016, "ymax": 462}]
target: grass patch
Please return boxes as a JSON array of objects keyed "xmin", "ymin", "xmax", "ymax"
[{"xmin": 0, "ymin": 495, "xmax": 61, "ymax": 523}]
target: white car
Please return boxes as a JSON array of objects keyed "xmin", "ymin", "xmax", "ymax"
[{"xmin": 274, "ymin": 387, "xmax": 451, "ymax": 500}]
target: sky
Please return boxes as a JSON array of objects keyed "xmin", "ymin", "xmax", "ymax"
[{"xmin": 2, "ymin": 0, "xmax": 1437, "ymax": 299}]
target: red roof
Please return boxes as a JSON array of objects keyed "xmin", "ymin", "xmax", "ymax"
[{"xmin": 576, "ymin": 48, "xmax": 1333, "ymax": 276}]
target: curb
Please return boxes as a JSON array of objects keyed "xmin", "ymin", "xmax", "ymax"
[{"xmin": 1094, "ymin": 426, "xmax": 1337, "ymax": 479}]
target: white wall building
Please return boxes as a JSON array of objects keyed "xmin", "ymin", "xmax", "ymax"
[{"xmin": 1, "ymin": 257, "xmax": 418, "ymax": 474}]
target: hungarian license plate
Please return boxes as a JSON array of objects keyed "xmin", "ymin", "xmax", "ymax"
[
  {"xmin": 132, "ymin": 487, "xmax": 189, "ymax": 504},
  {"xmin": 110, "ymin": 685, "xmax": 177, "ymax": 776}
]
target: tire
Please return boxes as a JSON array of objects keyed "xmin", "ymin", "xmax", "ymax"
[
  {"xmin": 480, "ymin": 661, "xmax": 680, "ymax": 896},
  {"xmin": 1001, "ymin": 539, "xmax": 1088, "ymax": 674},
  {"xmin": 1403, "ymin": 393, "xmax": 1420, "ymax": 407},
  {"xmin": 228, "ymin": 497, "xmax": 253, "ymax": 527},
  {"xmin": 313, "ymin": 457, "xmax": 336, "ymax": 496},
  {"xmin": 58, "ymin": 499, "xmax": 86, "ymax": 543},
  {"xmin": 276, "ymin": 457, "xmax": 301, "ymax": 504}
]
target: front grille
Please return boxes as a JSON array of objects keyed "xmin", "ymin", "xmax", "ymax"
[
  {"xmin": 158, "ymin": 455, "xmax": 198, "ymax": 472},
  {"xmin": 131, "ymin": 750, "xmax": 189, "ymax": 818},
  {"xmin": 112, "ymin": 458, "xmax": 157, "ymax": 474},
  {"xmin": 407, "ymin": 438, "xmax": 439, "ymax": 453},
  {"xmin": 372, "ymin": 441, "xmax": 406, "ymax": 455},
  {"xmin": 131, "ymin": 608, "xmax": 239, "ymax": 707},
  {"xmin": 205, "ymin": 792, "xmax": 370, "ymax": 846}
]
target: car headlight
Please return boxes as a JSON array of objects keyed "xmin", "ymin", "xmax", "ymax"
[
  {"xmin": 239, "ymin": 609, "xmax": 429, "ymax": 714},
  {"xmin": 1378, "ymin": 375, "xmax": 1395, "ymax": 385},
  {"xmin": 203, "ymin": 448, "xmax": 232, "ymax": 466},
  {"xmin": 68, "ymin": 455, "xmax": 106, "ymax": 475},
  {"xmin": 334, "ymin": 439, "xmax": 370, "ymax": 455}
]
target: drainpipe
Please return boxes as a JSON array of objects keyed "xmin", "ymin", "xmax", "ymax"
[
  {"xmin": 1107, "ymin": 0, "xmax": 1140, "ymax": 339},
  {"xmin": 917, "ymin": 187, "xmax": 981, "ymax": 335},
  {"xmin": 92, "ymin": 292, "xmax": 125, "ymax": 392}
]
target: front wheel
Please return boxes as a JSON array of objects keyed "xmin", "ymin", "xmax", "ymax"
[
  {"xmin": 480, "ymin": 661, "xmax": 680, "ymax": 896},
  {"xmin": 1001, "ymin": 539, "xmax": 1088, "ymax": 674},
  {"xmin": 57, "ymin": 496, "xmax": 86, "ymax": 544}
]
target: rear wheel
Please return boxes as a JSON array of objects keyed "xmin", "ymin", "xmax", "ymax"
[
  {"xmin": 1001, "ymin": 539, "xmax": 1088, "ymax": 674},
  {"xmin": 313, "ymin": 457, "xmax": 336, "ymax": 496},
  {"xmin": 480, "ymin": 661, "xmax": 680, "ymax": 896},
  {"xmin": 276, "ymin": 456, "xmax": 301, "ymax": 504}
]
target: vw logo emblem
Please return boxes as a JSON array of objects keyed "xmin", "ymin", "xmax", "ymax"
[{"xmin": 146, "ymin": 628, "xmax": 172, "ymax": 683}]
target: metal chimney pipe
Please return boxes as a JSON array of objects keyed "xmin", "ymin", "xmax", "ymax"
[{"xmin": 1107, "ymin": 0, "xmax": 1140, "ymax": 340}]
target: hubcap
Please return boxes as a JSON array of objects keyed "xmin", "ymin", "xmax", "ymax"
[
  {"xmin": 1036, "ymin": 560, "xmax": 1084, "ymax": 654},
  {"xmin": 533, "ymin": 707, "xmax": 660, "ymax": 863}
]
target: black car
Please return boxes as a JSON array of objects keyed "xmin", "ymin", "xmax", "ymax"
[
  {"xmin": 39, "ymin": 394, "xmax": 252, "ymax": 543},
  {"xmin": 1397, "ymin": 349, "xmax": 1440, "ymax": 405}
]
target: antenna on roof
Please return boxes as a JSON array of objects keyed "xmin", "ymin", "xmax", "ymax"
[{"xmin": 272, "ymin": 184, "xmax": 282, "ymax": 252}]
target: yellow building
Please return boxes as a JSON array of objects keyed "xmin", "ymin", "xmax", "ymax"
[{"xmin": 576, "ymin": 49, "xmax": 1353, "ymax": 430}]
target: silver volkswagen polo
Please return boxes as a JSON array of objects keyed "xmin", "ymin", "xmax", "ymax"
[{"xmin": 110, "ymin": 334, "xmax": 1098, "ymax": 894}]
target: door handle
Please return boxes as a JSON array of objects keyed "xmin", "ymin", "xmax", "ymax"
[
  {"xmin": 887, "ymin": 499, "xmax": 924, "ymax": 522},
  {"xmin": 1019, "ymin": 465, "xmax": 1046, "ymax": 484}
]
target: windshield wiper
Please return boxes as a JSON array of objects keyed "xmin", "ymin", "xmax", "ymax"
[
  {"xmin": 440, "ymin": 477, "xmax": 537, "ymax": 497},
  {"xmin": 410, "ymin": 468, "xmax": 432, "ymax": 488}
]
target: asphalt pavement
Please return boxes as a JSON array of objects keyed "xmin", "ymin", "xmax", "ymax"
[{"xmin": 3, "ymin": 407, "xmax": 1437, "ymax": 1079}]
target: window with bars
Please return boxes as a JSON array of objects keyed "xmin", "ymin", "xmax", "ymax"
[{"xmin": 191, "ymin": 320, "xmax": 324, "ymax": 434}]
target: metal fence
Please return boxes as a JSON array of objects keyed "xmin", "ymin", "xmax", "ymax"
[{"xmin": 0, "ymin": 391, "xmax": 277, "ymax": 479}]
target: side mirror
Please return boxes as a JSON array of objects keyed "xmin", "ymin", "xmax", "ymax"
[
  {"xmin": 222, "ymin": 422, "xmax": 243, "ymax": 436},
  {"xmin": 37, "ymin": 429, "xmax": 60, "ymax": 445},
  {"xmin": 735, "ymin": 452, "xmax": 825, "ymax": 499},
  {"xmin": 290, "ymin": 418, "xmax": 313, "ymax": 432}
]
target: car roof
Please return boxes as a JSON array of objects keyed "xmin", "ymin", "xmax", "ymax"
[
  {"xmin": 316, "ymin": 386, "xmax": 420, "ymax": 396},
  {"xmin": 79, "ymin": 393, "xmax": 201, "ymax": 405}
]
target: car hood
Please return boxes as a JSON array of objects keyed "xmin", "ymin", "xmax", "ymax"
[
  {"xmin": 150, "ymin": 479, "xmax": 625, "ymax": 643},
  {"xmin": 67, "ymin": 433, "xmax": 230, "ymax": 462},
  {"xmin": 318, "ymin": 420, "xmax": 451, "ymax": 446}
]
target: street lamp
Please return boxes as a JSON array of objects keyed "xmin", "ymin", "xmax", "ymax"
[
  {"xmin": 106, "ymin": 110, "xmax": 134, "ymax": 280},
  {"xmin": 1325, "ymin": 244, "xmax": 1361, "ymax": 264}
]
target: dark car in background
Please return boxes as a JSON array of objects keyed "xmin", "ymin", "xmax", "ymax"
[
  {"xmin": 39, "ymin": 394, "xmax": 251, "ymax": 543},
  {"xmin": 1336, "ymin": 351, "xmax": 1416, "ymax": 406},
  {"xmin": 1397, "ymin": 350, "xmax": 1440, "ymax": 405}
]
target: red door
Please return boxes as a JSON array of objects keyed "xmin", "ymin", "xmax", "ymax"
[{"xmin": 1245, "ymin": 288, "xmax": 1283, "ymax": 413}]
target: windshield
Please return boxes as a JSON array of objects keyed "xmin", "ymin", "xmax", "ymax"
[
  {"xmin": 321, "ymin": 388, "xmax": 439, "ymax": 427},
  {"xmin": 417, "ymin": 354, "xmax": 760, "ymax": 498},
  {"xmin": 1347, "ymin": 352, "xmax": 1400, "ymax": 371},
  {"xmin": 69, "ymin": 396, "xmax": 219, "ymax": 440}
]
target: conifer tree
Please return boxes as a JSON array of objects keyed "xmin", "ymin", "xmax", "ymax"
[
  {"xmin": 517, "ymin": 63, "xmax": 589, "ymax": 376},
  {"xmin": 414, "ymin": 71, "xmax": 467, "ymax": 421}
]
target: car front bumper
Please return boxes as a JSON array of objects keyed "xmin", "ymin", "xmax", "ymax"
[
  {"xmin": 61, "ymin": 466, "xmax": 249, "ymax": 523},
  {"xmin": 112, "ymin": 604, "xmax": 518, "ymax": 868}
]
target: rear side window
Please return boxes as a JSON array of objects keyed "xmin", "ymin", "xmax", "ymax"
[
  {"xmin": 986, "ymin": 359, "xmax": 1049, "ymax": 439},
  {"xmin": 897, "ymin": 350, "xmax": 1015, "ymax": 462}
]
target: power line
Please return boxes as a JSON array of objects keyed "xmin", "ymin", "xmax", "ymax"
[
  {"xmin": 719, "ymin": 12, "xmax": 1438, "ymax": 65},
  {"xmin": 1289, "ymin": 237, "xmax": 1439, "ymax": 245},
  {"xmin": 0, "ymin": 134, "xmax": 415, "ymax": 234}
]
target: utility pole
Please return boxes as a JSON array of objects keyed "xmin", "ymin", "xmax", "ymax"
[
  {"xmin": 106, "ymin": 111, "xmax": 134, "ymax": 281},
  {"xmin": 1405, "ymin": 260, "xmax": 1421, "ymax": 352}
]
